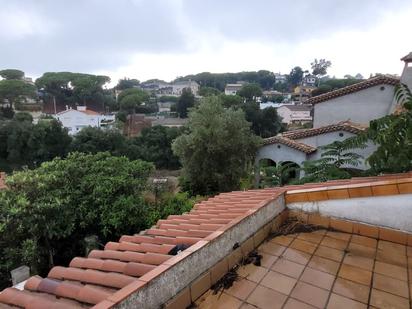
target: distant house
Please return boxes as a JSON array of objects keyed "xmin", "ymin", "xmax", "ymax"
[
  {"xmin": 172, "ymin": 80, "xmax": 199, "ymax": 96},
  {"xmin": 277, "ymin": 104, "xmax": 312, "ymax": 125},
  {"xmin": 256, "ymin": 52, "xmax": 412, "ymax": 176},
  {"xmin": 224, "ymin": 83, "xmax": 243, "ymax": 95},
  {"xmin": 302, "ymin": 74, "xmax": 317, "ymax": 87},
  {"xmin": 123, "ymin": 114, "xmax": 152, "ymax": 137},
  {"xmin": 53, "ymin": 106, "xmax": 115, "ymax": 135},
  {"xmin": 274, "ymin": 73, "xmax": 287, "ymax": 84}
]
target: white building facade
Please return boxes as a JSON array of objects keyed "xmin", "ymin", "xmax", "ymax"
[{"xmin": 53, "ymin": 106, "xmax": 115, "ymax": 135}]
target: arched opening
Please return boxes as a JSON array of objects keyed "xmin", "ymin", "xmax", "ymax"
[
  {"xmin": 256, "ymin": 159, "xmax": 301, "ymax": 188},
  {"xmin": 281, "ymin": 161, "xmax": 301, "ymax": 181}
]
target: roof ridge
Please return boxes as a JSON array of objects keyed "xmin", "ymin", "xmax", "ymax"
[
  {"xmin": 263, "ymin": 135, "xmax": 316, "ymax": 153},
  {"xmin": 306, "ymin": 75, "xmax": 400, "ymax": 105},
  {"xmin": 279, "ymin": 121, "xmax": 366, "ymax": 140}
]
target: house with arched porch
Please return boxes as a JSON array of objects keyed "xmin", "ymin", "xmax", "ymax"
[{"xmin": 256, "ymin": 52, "xmax": 412, "ymax": 183}]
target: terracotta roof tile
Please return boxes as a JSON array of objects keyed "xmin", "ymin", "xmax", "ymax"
[
  {"xmin": 307, "ymin": 75, "xmax": 399, "ymax": 105},
  {"xmin": 281, "ymin": 121, "xmax": 367, "ymax": 140},
  {"xmin": 1, "ymin": 173, "xmax": 411, "ymax": 308},
  {"xmin": 262, "ymin": 136, "xmax": 317, "ymax": 154}
]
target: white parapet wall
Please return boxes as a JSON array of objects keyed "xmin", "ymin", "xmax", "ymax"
[{"xmin": 287, "ymin": 194, "xmax": 412, "ymax": 233}]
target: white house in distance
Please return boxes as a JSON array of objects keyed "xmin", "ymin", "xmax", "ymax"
[
  {"xmin": 256, "ymin": 52, "xmax": 412, "ymax": 178},
  {"xmin": 224, "ymin": 83, "xmax": 243, "ymax": 95},
  {"xmin": 172, "ymin": 80, "xmax": 200, "ymax": 96},
  {"xmin": 53, "ymin": 106, "xmax": 115, "ymax": 135},
  {"xmin": 277, "ymin": 104, "xmax": 312, "ymax": 125}
]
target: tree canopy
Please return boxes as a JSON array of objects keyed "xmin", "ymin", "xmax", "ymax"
[
  {"xmin": 288, "ymin": 67, "xmax": 304, "ymax": 87},
  {"xmin": 0, "ymin": 80, "xmax": 36, "ymax": 107},
  {"xmin": 117, "ymin": 88, "xmax": 150, "ymax": 113},
  {"xmin": 238, "ymin": 83, "xmax": 263, "ymax": 100},
  {"xmin": 115, "ymin": 78, "xmax": 140, "ymax": 90},
  {"xmin": 0, "ymin": 152, "xmax": 154, "ymax": 288},
  {"xmin": 176, "ymin": 88, "xmax": 195, "ymax": 118},
  {"xmin": 0, "ymin": 69, "xmax": 25, "ymax": 80},
  {"xmin": 172, "ymin": 96, "xmax": 260, "ymax": 195}
]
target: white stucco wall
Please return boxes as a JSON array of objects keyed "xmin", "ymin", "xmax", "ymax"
[
  {"xmin": 313, "ymin": 84, "xmax": 395, "ymax": 128},
  {"xmin": 287, "ymin": 194, "xmax": 412, "ymax": 233},
  {"xmin": 295, "ymin": 131, "xmax": 377, "ymax": 170},
  {"xmin": 256, "ymin": 144, "xmax": 307, "ymax": 166},
  {"xmin": 54, "ymin": 110, "xmax": 105, "ymax": 135}
]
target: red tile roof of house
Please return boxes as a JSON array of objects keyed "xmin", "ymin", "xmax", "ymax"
[
  {"xmin": 0, "ymin": 172, "xmax": 411, "ymax": 308},
  {"xmin": 281, "ymin": 121, "xmax": 367, "ymax": 140},
  {"xmin": 306, "ymin": 75, "xmax": 400, "ymax": 105},
  {"xmin": 262, "ymin": 136, "xmax": 317, "ymax": 154}
]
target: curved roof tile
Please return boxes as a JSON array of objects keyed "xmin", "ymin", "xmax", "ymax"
[{"xmin": 306, "ymin": 75, "xmax": 399, "ymax": 105}]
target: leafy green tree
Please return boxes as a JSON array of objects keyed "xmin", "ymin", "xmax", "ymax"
[
  {"xmin": 0, "ymin": 152, "xmax": 154, "ymax": 288},
  {"xmin": 0, "ymin": 80, "xmax": 36, "ymax": 107},
  {"xmin": 260, "ymin": 162, "xmax": 298, "ymax": 187},
  {"xmin": 0, "ymin": 118, "xmax": 71, "ymax": 170},
  {"xmin": 198, "ymin": 86, "xmax": 221, "ymax": 97},
  {"xmin": 288, "ymin": 67, "xmax": 304, "ymax": 87},
  {"xmin": 238, "ymin": 83, "xmax": 263, "ymax": 101},
  {"xmin": 298, "ymin": 140, "xmax": 363, "ymax": 183},
  {"xmin": 70, "ymin": 127, "xmax": 128, "ymax": 156},
  {"xmin": 0, "ymin": 106, "xmax": 14, "ymax": 120},
  {"xmin": 159, "ymin": 95, "xmax": 178, "ymax": 103},
  {"xmin": 312, "ymin": 78, "xmax": 360, "ymax": 96},
  {"xmin": 176, "ymin": 88, "xmax": 195, "ymax": 118},
  {"xmin": 116, "ymin": 78, "xmax": 140, "ymax": 90},
  {"xmin": 311, "ymin": 59, "xmax": 332, "ymax": 77},
  {"xmin": 243, "ymin": 103, "xmax": 283, "ymax": 137},
  {"xmin": 118, "ymin": 88, "xmax": 150, "ymax": 114},
  {"xmin": 219, "ymin": 94, "xmax": 243, "ymax": 108},
  {"xmin": 71, "ymin": 74, "xmax": 110, "ymax": 105},
  {"xmin": 172, "ymin": 96, "xmax": 260, "ymax": 195},
  {"xmin": 28, "ymin": 120, "xmax": 72, "ymax": 166},
  {"xmin": 338, "ymin": 83, "xmax": 412, "ymax": 174},
  {"xmin": 131, "ymin": 126, "xmax": 183, "ymax": 170},
  {"xmin": 0, "ymin": 69, "xmax": 24, "ymax": 80}
]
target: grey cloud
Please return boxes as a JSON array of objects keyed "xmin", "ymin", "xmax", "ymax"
[
  {"xmin": 0, "ymin": 0, "xmax": 187, "ymax": 76},
  {"xmin": 181, "ymin": 0, "xmax": 412, "ymax": 42},
  {"xmin": 1, "ymin": 0, "xmax": 411, "ymax": 77}
]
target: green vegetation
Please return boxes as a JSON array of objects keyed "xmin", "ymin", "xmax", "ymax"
[
  {"xmin": 0, "ymin": 69, "xmax": 25, "ymax": 80},
  {"xmin": 0, "ymin": 115, "xmax": 71, "ymax": 171},
  {"xmin": 312, "ymin": 78, "xmax": 362, "ymax": 96},
  {"xmin": 176, "ymin": 88, "xmax": 195, "ymax": 118},
  {"xmin": 0, "ymin": 152, "xmax": 197, "ymax": 289},
  {"xmin": 173, "ymin": 96, "xmax": 260, "ymax": 195},
  {"xmin": 0, "ymin": 80, "xmax": 37, "ymax": 107},
  {"xmin": 344, "ymin": 83, "xmax": 412, "ymax": 174}
]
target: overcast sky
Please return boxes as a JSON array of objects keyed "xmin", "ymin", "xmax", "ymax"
[{"xmin": 1, "ymin": 0, "xmax": 412, "ymax": 85}]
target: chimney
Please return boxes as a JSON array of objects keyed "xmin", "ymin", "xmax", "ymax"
[
  {"xmin": 65, "ymin": 105, "xmax": 68, "ymax": 110},
  {"xmin": 400, "ymin": 52, "xmax": 412, "ymax": 91}
]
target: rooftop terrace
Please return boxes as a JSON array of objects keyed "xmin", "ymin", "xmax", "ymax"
[{"xmin": 0, "ymin": 172, "xmax": 411, "ymax": 308}]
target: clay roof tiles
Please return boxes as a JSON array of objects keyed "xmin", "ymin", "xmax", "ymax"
[
  {"xmin": 0, "ymin": 172, "xmax": 411, "ymax": 308},
  {"xmin": 306, "ymin": 75, "xmax": 400, "ymax": 105},
  {"xmin": 262, "ymin": 136, "xmax": 317, "ymax": 154},
  {"xmin": 281, "ymin": 121, "xmax": 367, "ymax": 140},
  {"xmin": 0, "ymin": 189, "xmax": 280, "ymax": 308}
]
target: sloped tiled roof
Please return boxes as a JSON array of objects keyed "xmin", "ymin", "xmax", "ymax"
[
  {"xmin": 1, "ymin": 172, "xmax": 411, "ymax": 308},
  {"xmin": 281, "ymin": 121, "xmax": 367, "ymax": 140},
  {"xmin": 0, "ymin": 190, "xmax": 280, "ymax": 309},
  {"xmin": 306, "ymin": 75, "xmax": 400, "ymax": 105},
  {"xmin": 262, "ymin": 136, "xmax": 316, "ymax": 154}
]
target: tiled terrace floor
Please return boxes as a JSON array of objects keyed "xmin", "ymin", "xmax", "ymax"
[{"xmin": 195, "ymin": 230, "xmax": 412, "ymax": 309}]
